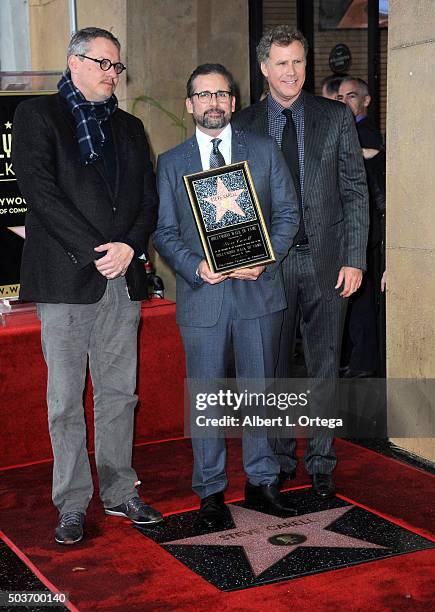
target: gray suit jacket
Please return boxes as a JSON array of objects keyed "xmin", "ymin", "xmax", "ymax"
[
  {"xmin": 232, "ymin": 92, "xmax": 369, "ymax": 297},
  {"xmin": 153, "ymin": 128, "xmax": 299, "ymax": 327}
]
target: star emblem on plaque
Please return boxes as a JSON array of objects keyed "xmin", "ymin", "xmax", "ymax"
[
  {"xmin": 203, "ymin": 176, "xmax": 245, "ymax": 223},
  {"xmin": 184, "ymin": 162, "xmax": 275, "ymax": 273}
]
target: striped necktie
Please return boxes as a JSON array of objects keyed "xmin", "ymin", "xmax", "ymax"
[{"xmin": 209, "ymin": 138, "xmax": 226, "ymax": 168}]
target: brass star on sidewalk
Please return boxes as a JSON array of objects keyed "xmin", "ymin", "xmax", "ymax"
[
  {"xmin": 165, "ymin": 504, "xmax": 386, "ymax": 577},
  {"xmin": 204, "ymin": 177, "xmax": 245, "ymax": 223}
]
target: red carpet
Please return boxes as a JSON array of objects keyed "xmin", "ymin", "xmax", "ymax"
[
  {"xmin": 1, "ymin": 438, "xmax": 434, "ymax": 611},
  {"xmin": 0, "ymin": 300, "xmax": 185, "ymax": 468},
  {"xmin": 1, "ymin": 302, "xmax": 434, "ymax": 609}
]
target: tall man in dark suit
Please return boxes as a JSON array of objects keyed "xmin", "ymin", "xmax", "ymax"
[
  {"xmin": 13, "ymin": 27, "xmax": 162, "ymax": 545},
  {"xmin": 233, "ymin": 27, "xmax": 369, "ymax": 498},
  {"xmin": 153, "ymin": 63, "xmax": 300, "ymax": 527}
]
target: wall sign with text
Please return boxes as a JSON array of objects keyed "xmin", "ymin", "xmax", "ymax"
[{"xmin": 0, "ymin": 92, "xmax": 45, "ymax": 299}]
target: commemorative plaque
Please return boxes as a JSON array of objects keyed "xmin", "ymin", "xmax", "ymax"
[{"xmin": 183, "ymin": 161, "xmax": 275, "ymax": 274}]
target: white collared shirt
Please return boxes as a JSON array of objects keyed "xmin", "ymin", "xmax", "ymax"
[{"xmin": 195, "ymin": 123, "xmax": 232, "ymax": 171}]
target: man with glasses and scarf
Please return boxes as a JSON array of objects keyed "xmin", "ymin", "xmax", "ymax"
[{"xmin": 13, "ymin": 27, "xmax": 161, "ymax": 544}]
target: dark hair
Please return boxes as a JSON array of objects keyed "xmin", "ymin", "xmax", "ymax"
[
  {"xmin": 339, "ymin": 76, "xmax": 370, "ymax": 97},
  {"xmin": 257, "ymin": 26, "xmax": 308, "ymax": 64},
  {"xmin": 321, "ymin": 74, "xmax": 346, "ymax": 96},
  {"xmin": 67, "ymin": 27, "xmax": 120, "ymax": 62},
  {"xmin": 186, "ymin": 63, "xmax": 236, "ymax": 98}
]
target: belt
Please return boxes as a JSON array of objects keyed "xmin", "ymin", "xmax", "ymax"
[{"xmin": 294, "ymin": 236, "xmax": 309, "ymax": 247}]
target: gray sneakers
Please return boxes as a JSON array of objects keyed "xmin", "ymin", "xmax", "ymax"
[
  {"xmin": 55, "ymin": 511, "xmax": 85, "ymax": 545},
  {"xmin": 105, "ymin": 496, "xmax": 163, "ymax": 525},
  {"xmin": 54, "ymin": 497, "xmax": 162, "ymax": 544}
]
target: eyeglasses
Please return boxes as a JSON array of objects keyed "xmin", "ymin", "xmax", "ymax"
[
  {"xmin": 191, "ymin": 90, "xmax": 232, "ymax": 102},
  {"xmin": 77, "ymin": 54, "xmax": 126, "ymax": 75}
]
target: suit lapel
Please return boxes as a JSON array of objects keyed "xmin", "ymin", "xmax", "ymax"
[
  {"xmin": 247, "ymin": 98, "xmax": 268, "ymax": 136},
  {"xmin": 231, "ymin": 127, "xmax": 248, "ymax": 163},
  {"xmin": 92, "ymin": 157, "xmax": 113, "ymax": 201},
  {"xmin": 303, "ymin": 92, "xmax": 330, "ymax": 201},
  {"xmin": 58, "ymin": 95, "xmax": 76, "ymax": 135},
  {"xmin": 110, "ymin": 111, "xmax": 127, "ymax": 201},
  {"xmin": 182, "ymin": 135, "xmax": 202, "ymax": 174}
]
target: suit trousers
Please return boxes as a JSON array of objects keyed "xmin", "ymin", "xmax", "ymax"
[
  {"xmin": 37, "ymin": 276, "xmax": 141, "ymax": 514},
  {"xmin": 179, "ymin": 281, "xmax": 283, "ymax": 499},
  {"xmin": 341, "ymin": 274, "xmax": 379, "ymax": 373},
  {"xmin": 274, "ymin": 245, "xmax": 347, "ymax": 474}
]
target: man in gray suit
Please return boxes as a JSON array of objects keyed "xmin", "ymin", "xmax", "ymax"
[
  {"xmin": 153, "ymin": 63, "xmax": 300, "ymax": 527},
  {"xmin": 233, "ymin": 27, "xmax": 369, "ymax": 498}
]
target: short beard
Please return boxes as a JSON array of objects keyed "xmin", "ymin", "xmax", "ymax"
[{"xmin": 198, "ymin": 109, "xmax": 229, "ymax": 130}]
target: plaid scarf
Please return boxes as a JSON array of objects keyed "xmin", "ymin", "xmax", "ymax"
[{"xmin": 57, "ymin": 73, "xmax": 118, "ymax": 165}]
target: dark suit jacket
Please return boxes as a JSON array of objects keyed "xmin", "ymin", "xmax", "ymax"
[
  {"xmin": 153, "ymin": 128, "xmax": 299, "ymax": 327},
  {"xmin": 232, "ymin": 93, "xmax": 369, "ymax": 297},
  {"xmin": 12, "ymin": 94, "xmax": 158, "ymax": 303},
  {"xmin": 356, "ymin": 117, "xmax": 386, "ymax": 251}
]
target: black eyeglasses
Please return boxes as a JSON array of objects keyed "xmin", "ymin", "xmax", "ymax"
[
  {"xmin": 191, "ymin": 90, "xmax": 232, "ymax": 102},
  {"xmin": 77, "ymin": 54, "xmax": 126, "ymax": 75}
]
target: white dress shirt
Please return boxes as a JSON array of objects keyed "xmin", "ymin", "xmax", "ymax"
[{"xmin": 195, "ymin": 123, "xmax": 232, "ymax": 170}]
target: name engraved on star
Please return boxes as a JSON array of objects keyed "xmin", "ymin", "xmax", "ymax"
[
  {"xmin": 183, "ymin": 161, "xmax": 276, "ymax": 273},
  {"xmin": 219, "ymin": 517, "xmax": 316, "ymax": 541}
]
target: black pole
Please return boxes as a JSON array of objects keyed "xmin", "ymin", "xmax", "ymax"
[
  {"xmin": 367, "ymin": 0, "xmax": 380, "ymax": 129},
  {"xmin": 248, "ymin": 0, "xmax": 264, "ymax": 104},
  {"xmin": 297, "ymin": 0, "xmax": 315, "ymax": 93}
]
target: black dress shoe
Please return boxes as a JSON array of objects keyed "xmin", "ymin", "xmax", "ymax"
[
  {"xmin": 311, "ymin": 473, "xmax": 336, "ymax": 499},
  {"xmin": 244, "ymin": 482, "xmax": 297, "ymax": 516},
  {"xmin": 277, "ymin": 469, "xmax": 296, "ymax": 489},
  {"xmin": 342, "ymin": 368, "xmax": 377, "ymax": 378},
  {"xmin": 339, "ymin": 365, "xmax": 350, "ymax": 377},
  {"xmin": 197, "ymin": 492, "xmax": 228, "ymax": 528}
]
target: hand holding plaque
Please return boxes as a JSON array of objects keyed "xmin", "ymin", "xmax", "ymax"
[
  {"xmin": 183, "ymin": 161, "xmax": 275, "ymax": 274},
  {"xmin": 227, "ymin": 264, "xmax": 265, "ymax": 280}
]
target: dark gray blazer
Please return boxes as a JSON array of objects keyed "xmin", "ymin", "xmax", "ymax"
[
  {"xmin": 153, "ymin": 128, "xmax": 299, "ymax": 327},
  {"xmin": 232, "ymin": 93, "xmax": 369, "ymax": 297},
  {"xmin": 12, "ymin": 94, "xmax": 158, "ymax": 303}
]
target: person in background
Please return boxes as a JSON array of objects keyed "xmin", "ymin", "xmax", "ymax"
[
  {"xmin": 13, "ymin": 27, "xmax": 162, "ymax": 545},
  {"xmin": 321, "ymin": 74, "xmax": 346, "ymax": 100},
  {"xmin": 337, "ymin": 76, "xmax": 386, "ymax": 378}
]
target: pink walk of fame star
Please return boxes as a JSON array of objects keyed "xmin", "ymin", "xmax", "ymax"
[
  {"xmin": 165, "ymin": 504, "xmax": 387, "ymax": 577},
  {"xmin": 204, "ymin": 177, "xmax": 245, "ymax": 223}
]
